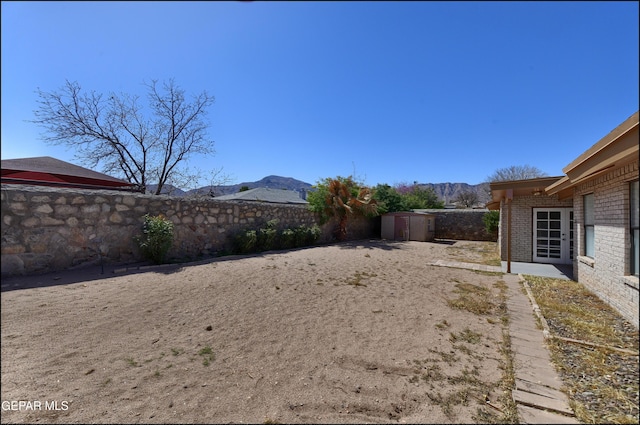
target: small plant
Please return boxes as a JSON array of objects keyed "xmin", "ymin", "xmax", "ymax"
[
  {"xmin": 198, "ymin": 346, "xmax": 215, "ymax": 366},
  {"xmin": 233, "ymin": 229, "xmax": 257, "ymax": 254},
  {"xmin": 135, "ymin": 214, "xmax": 174, "ymax": 264},
  {"xmin": 424, "ymin": 364, "xmax": 446, "ymax": 382},
  {"xmin": 293, "ymin": 225, "xmax": 311, "ymax": 247},
  {"xmin": 257, "ymin": 219, "xmax": 278, "ymax": 251},
  {"xmin": 435, "ymin": 320, "xmax": 450, "ymax": 330},
  {"xmin": 307, "ymin": 224, "xmax": 321, "ymax": 245},
  {"xmin": 125, "ymin": 357, "xmax": 139, "ymax": 367},
  {"xmin": 346, "ymin": 271, "xmax": 377, "ymax": 287},
  {"xmin": 482, "ymin": 210, "xmax": 500, "ymax": 235},
  {"xmin": 447, "ymin": 365, "xmax": 481, "ymax": 385},
  {"xmin": 280, "ymin": 228, "xmax": 296, "ymax": 249},
  {"xmin": 283, "ymin": 224, "xmax": 321, "ymax": 248},
  {"xmin": 428, "ymin": 348, "xmax": 459, "ymax": 365},
  {"xmin": 450, "ymin": 328, "xmax": 482, "ymax": 344},
  {"xmin": 452, "ymin": 343, "xmax": 473, "ymax": 356}
]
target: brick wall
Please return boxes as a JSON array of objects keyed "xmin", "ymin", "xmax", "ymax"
[
  {"xmin": 572, "ymin": 161, "xmax": 639, "ymax": 326},
  {"xmin": 497, "ymin": 195, "xmax": 573, "ymax": 262},
  {"xmin": 1, "ymin": 185, "xmax": 377, "ymax": 276}
]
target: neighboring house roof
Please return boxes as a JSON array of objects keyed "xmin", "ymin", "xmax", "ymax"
[
  {"xmin": 1, "ymin": 156, "xmax": 136, "ymax": 190},
  {"xmin": 214, "ymin": 187, "xmax": 308, "ymax": 204},
  {"xmin": 546, "ymin": 111, "xmax": 639, "ymax": 199}
]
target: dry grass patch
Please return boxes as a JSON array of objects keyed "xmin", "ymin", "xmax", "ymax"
[
  {"xmin": 441, "ymin": 274, "xmax": 519, "ymax": 423},
  {"xmin": 344, "ymin": 270, "xmax": 377, "ymax": 287},
  {"xmin": 447, "ymin": 282, "xmax": 495, "ymax": 315},
  {"xmin": 525, "ymin": 275, "xmax": 639, "ymax": 424},
  {"xmin": 450, "ymin": 328, "xmax": 482, "ymax": 345},
  {"xmin": 446, "ymin": 241, "xmax": 501, "ymax": 266}
]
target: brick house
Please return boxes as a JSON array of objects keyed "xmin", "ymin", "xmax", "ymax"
[{"xmin": 488, "ymin": 111, "xmax": 639, "ymax": 326}]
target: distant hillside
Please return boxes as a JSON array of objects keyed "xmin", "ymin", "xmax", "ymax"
[
  {"xmin": 144, "ymin": 184, "xmax": 186, "ymax": 196},
  {"xmin": 419, "ymin": 182, "xmax": 491, "ymax": 206},
  {"xmin": 188, "ymin": 175, "xmax": 314, "ymax": 198},
  {"xmin": 148, "ymin": 177, "xmax": 491, "ymax": 206}
]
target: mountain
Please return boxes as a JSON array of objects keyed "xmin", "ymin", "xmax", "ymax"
[
  {"xmin": 187, "ymin": 175, "xmax": 314, "ymax": 197},
  {"xmin": 144, "ymin": 184, "xmax": 187, "ymax": 196},
  {"xmin": 420, "ymin": 182, "xmax": 491, "ymax": 206},
  {"xmin": 149, "ymin": 176, "xmax": 490, "ymax": 207}
]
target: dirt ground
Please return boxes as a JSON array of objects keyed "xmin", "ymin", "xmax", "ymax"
[{"xmin": 1, "ymin": 240, "xmax": 510, "ymax": 424}]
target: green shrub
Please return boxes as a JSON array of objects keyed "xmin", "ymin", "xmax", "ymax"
[
  {"xmin": 280, "ymin": 228, "xmax": 296, "ymax": 249},
  {"xmin": 294, "ymin": 224, "xmax": 321, "ymax": 247},
  {"xmin": 293, "ymin": 225, "xmax": 307, "ymax": 247},
  {"xmin": 231, "ymin": 222, "xmax": 320, "ymax": 254},
  {"xmin": 233, "ymin": 229, "xmax": 257, "ymax": 254},
  {"xmin": 257, "ymin": 220, "xmax": 279, "ymax": 251},
  {"xmin": 307, "ymin": 224, "xmax": 321, "ymax": 245},
  {"xmin": 483, "ymin": 210, "xmax": 500, "ymax": 235},
  {"xmin": 135, "ymin": 214, "xmax": 174, "ymax": 264}
]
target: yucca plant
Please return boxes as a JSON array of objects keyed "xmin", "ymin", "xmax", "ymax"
[{"xmin": 308, "ymin": 176, "xmax": 378, "ymax": 241}]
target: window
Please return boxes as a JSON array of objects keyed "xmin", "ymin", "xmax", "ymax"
[
  {"xmin": 584, "ymin": 193, "xmax": 594, "ymax": 258},
  {"xmin": 631, "ymin": 180, "xmax": 639, "ymax": 276}
]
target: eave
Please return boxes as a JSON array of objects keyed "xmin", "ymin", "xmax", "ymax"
[
  {"xmin": 563, "ymin": 112, "xmax": 638, "ymax": 184},
  {"xmin": 488, "ymin": 176, "xmax": 565, "ymax": 206}
]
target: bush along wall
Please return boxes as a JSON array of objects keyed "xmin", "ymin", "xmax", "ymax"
[
  {"xmin": 230, "ymin": 219, "xmax": 321, "ymax": 254},
  {"xmin": 134, "ymin": 214, "xmax": 174, "ymax": 264}
]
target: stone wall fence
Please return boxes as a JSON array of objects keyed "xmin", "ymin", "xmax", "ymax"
[
  {"xmin": 1, "ymin": 185, "xmax": 494, "ymax": 277},
  {"xmin": 417, "ymin": 209, "xmax": 498, "ymax": 242},
  {"xmin": 1, "ymin": 185, "xmax": 377, "ymax": 277}
]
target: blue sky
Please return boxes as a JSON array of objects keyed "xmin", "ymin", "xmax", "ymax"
[{"xmin": 2, "ymin": 1, "xmax": 638, "ymax": 189}]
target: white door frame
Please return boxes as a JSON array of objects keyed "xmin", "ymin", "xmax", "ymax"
[{"xmin": 533, "ymin": 208, "xmax": 574, "ymax": 264}]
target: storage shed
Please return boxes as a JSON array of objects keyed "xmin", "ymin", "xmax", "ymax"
[{"xmin": 381, "ymin": 212, "xmax": 436, "ymax": 242}]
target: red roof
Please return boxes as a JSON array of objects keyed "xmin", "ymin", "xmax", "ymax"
[{"xmin": 1, "ymin": 156, "xmax": 136, "ymax": 191}]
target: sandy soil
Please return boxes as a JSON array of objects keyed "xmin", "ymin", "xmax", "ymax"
[{"xmin": 1, "ymin": 240, "xmax": 509, "ymax": 424}]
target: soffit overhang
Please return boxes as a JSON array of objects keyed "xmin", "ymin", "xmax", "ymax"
[
  {"xmin": 488, "ymin": 176, "xmax": 565, "ymax": 206},
  {"xmin": 550, "ymin": 112, "xmax": 639, "ymax": 193}
]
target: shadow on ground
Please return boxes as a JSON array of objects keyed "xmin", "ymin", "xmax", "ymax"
[
  {"xmin": 0, "ymin": 261, "xmax": 186, "ymax": 292},
  {"xmin": 1, "ymin": 239, "xmax": 393, "ymax": 292},
  {"xmin": 2, "ymin": 239, "xmax": 467, "ymax": 292},
  {"xmin": 336, "ymin": 239, "xmax": 409, "ymax": 251}
]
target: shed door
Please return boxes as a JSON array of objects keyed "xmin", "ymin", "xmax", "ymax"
[
  {"xmin": 533, "ymin": 208, "xmax": 573, "ymax": 264},
  {"xmin": 394, "ymin": 216, "xmax": 410, "ymax": 240}
]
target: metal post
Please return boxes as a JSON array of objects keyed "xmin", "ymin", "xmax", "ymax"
[{"xmin": 507, "ymin": 198, "xmax": 512, "ymax": 274}]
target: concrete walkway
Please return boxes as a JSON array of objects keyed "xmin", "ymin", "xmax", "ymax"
[
  {"xmin": 428, "ymin": 260, "xmax": 579, "ymax": 423},
  {"xmin": 427, "ymin": 259, "xmax": 574, "ymax": 281},
  {"xmin": 503, "ymin": 273, "xmax": 579, "ymax": 424}
]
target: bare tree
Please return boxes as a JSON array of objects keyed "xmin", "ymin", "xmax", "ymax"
[
  {"xmin": 486, "ymin": 164, "xmax": 548, "ymax": 182},
  {"xmin": 31, "ymin": 79, "xmax": 216, "ymax": 195},
  {"xmin": 454, "ymin": 190, "xmax": 479, "ymax": 208}
]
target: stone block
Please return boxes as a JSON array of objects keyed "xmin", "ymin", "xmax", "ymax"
[
  {"xmin": 34, "ymin": 204, "xmax": 53, "ymax": 214},
  {"xmin": 1, "ymin": 254, "xmax": 24, "ymax": 276}
]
